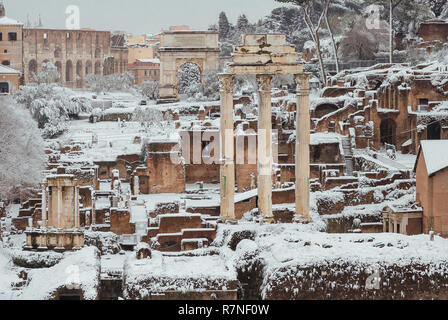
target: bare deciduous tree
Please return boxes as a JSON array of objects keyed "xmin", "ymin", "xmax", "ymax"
[{"xmin": 276, "ymin": 0, "xmax": 335, "ymax": 85}]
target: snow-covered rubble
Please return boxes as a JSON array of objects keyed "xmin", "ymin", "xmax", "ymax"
[
  {"xmin": 0, "ymin": 246, "xmax": 101, "ymax": 300},
  {"xmin": 123, "ymin": 248, "xmax": 237, "ymax": 299}
]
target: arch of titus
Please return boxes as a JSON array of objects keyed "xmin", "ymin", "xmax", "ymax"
[
  {"xmin": 219, "ymin": 34, "xmax": 311, "ymax": 224},
  {"xmin": 157, "ymin": 31, "xmax": 220, "ymax": 104}
]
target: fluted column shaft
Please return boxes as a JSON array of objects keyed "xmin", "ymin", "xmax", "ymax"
[
  {"xmin": 219, "ymin": 74, "xmax": 236, "ymax": 220},
  {"xmin": 257, "ymin": 74, "xmax": 274, "ymax": 222},
  {"xmin": 295, "ymin": 73, "xmax": 311, "ymax": 221}
]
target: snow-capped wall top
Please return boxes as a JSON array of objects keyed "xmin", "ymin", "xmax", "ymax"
[
  {"xmin": 0, "ymin": 65, "xmax": 21, "ymax": 74},
  {"xmin": 0, "ymin": 15, "xmax": 22, "ymax": 25},
  {"xmin": 419, "ymin": 140, "xmax": 448, "ymax": 176},
  {"xmin": 137, "ymin": 58, "xmax": 160, "ymax": 64}
]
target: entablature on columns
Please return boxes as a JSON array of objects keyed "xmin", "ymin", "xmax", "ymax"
[{"xmin": 226, "ymin": 64, "xmax": 303, "ymax": 76}]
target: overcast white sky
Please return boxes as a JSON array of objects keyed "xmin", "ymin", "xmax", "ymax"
[{"xmin": 4, "ymin": 0, "xmax": 287, "ymax": 35}]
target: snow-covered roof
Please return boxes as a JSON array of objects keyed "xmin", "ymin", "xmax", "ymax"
[
  {"xmin": 0, "ymin": 16, "xmax": 23, "ymax": 25},
  {"xmin": 418, "ymin": 140, "xmax": 448, "ymax": 176},
  {"xmin": 0, "ymin": 65, "xmax": 21, "ymax": 74},
  {"xmin": 137, "ymin": 58, "xmax": 160, "ymax": 64}
]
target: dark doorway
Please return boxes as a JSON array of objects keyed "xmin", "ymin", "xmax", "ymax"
[
  {"xmin": 0, "ymin": 82, "xmax": 9, "ymax": 94},
  {"xmin": 380, "ymin": 119, "xmax": 397, "ymax": 146},
  {"xmin": 314, "ymin": 103, "xmax": 338, "ymax": 119},
  {"xmin": 427, "ymin": 122, "xmax": 441, "ymax": 140}
]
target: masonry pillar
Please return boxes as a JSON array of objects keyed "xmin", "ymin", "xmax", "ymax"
[
  {"xmin": 74, "ymin": 186, "xmax": 79, "ymax": 229},
  {"xmin": 57, "ymin": 185, "xmax": 62, "ymax": 229},
  {"xmin": 41, "ymin": 185, "xmax": 47, "ymax": 228},
  {"xmin": 257, "ymin": 74, "xmax": 274, "ymax": 223},
  {"xmin": 219, "ymin": 74, "xmax": 236, "ymax": 221},
  {"xmin": 295, "ymin": 73, "xmax": 311, "ymax": 222}
]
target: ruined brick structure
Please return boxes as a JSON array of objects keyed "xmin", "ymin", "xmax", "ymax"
[
  {"xmin": 0, "ymin": 5, "xmax": 127, "ymax": 89},
  {"xmin": 313, "ymin": 64, "xmax": 448, "ymax": 155}
]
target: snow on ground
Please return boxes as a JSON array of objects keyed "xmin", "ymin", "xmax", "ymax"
[
  {"xmin": 60, "ymin": 120, "xmax": 143, "ymax": 162},
  {"xmin": 0, "ymin": 247, "xmax": 20, "ymax": 300},
  {"xmin": 101, "ymin": 252, "xmax": 130, "ymax": 279},
  {"xmin": 123, "ymin": 249, "xmax": 237, "ymax": 296},
  {"xmin": 217, "ymin": 223, "xmax": 448, "ymax": 269},
  {"xmin": 19, "ymin": 247, "xmax": 100, "ymax": 300},
  {"xmin": 0, "ymin": 246, "xmax": 100, "ymax": 300}
]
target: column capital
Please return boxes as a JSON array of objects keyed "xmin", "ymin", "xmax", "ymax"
[
  {"xmin": 256, "ymin": 74, "xmax": 273, "ymax": 92},
  {"xmin": 295, "ymin": 73, "xmax": 311, "ymax": 95},
  {"xmin": 219, "ymin": 73, "xmax": 234, "ymax": 93}
]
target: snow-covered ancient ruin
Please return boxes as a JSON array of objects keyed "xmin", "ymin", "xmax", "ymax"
[{"xmin": 1, "ymin": 0, "xmax": 448, "ymax": 301}]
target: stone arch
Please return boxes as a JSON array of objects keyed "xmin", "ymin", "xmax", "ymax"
[
  {"xmin": 54, "ymin": 47, "xmax": 62, "ymax": 58},
  {"xmin": 103, "ymin": 57, "xmax": 114, "ymax": 76},
  {"xmin": 427, "ymin": 121, "xmax": 441, "ymax": 140},
  {"xmin": 29, "ymin": 59, "xmax": 38, "ymax": 77},
  {"xmin": 55, "ymin": 61, "xmax": 62, "ymax": 82},
  {"xmin": 380, "ymin": 118, "xmax": 397, "ymax": 146},
  {"xmin": 314, "ymin": 103, "xmax": 338, "ymax": 119},
  {"xmin": 94, "ymin": 61, "xmax": 101, "ymax": 75},
  {"xmin": 177, "ymin": 62, "xmax": 202, "ymax": 95},
  {"xmin": 157, "ymin": 31, "xmax": 219, "ymax": 103},
  {"xmin": 76, "ymin": 61, "xmax": 83, "ymax": 88},
  {"xmin": 66, "ymin": 60, "xmax": 73, "ymax": 83},
  {"xmin": 85, "ymin": 60, "xmax": 92, "ymax": 75}
]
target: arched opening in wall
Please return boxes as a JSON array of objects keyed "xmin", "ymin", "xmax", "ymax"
[
  {"xmin": 29, "ymin": 60, "xmax": 37, "ymax": 78},
  {"xmin": 85, "ymin": 61, "xmax": 92, "ymax": 75},
  {"xmin": 373, "ymin": 80, "xmax": 382, "ymax": 90},
  {"xmin": 54, "ymin": 47, "xmax": 61, "ymax": 58},
  {"xmin": 0, "ymin": 82, "xmax": 9, "ymax": 94},
  {"xmin": 76, "ymin": 61, "xmax": 83, "ymax": 88},
  {"xmin": 95, "ymin": 47, "xmax": 101, "ymax": 59},
  {"xmin": 314, "ymin": 103, "xmax": 338, "ymax": 119},
  {"xmin": 177, "ymin": 62, "xmax": 201, "ymax": 95},
  {"xmin": 103, "ymin": 57, "xmax": 114, "ymax": 76},
  {"xmin": 66, "ymin": 60, "xmax": 73, "ymax": 83},
  {"xmin": 94, "ymin": 61, "xmax": 101, "ymax": 75},
  {"xmin": 55, "ymin": 61, "xmax": 62, "ymax": 82},
  {"xmin": 427, "ymin": 121, "xmax": 441, "ymax": 140},
  {"xmin": 380, "ymin": 118, "xmax": 397, "ymax": 146}
]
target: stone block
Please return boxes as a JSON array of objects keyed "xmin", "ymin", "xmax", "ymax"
[
  {"xmin": 234, "ymin": 45, "xmax": 296, "ymax": 55},
  {"xmin": 267, "ymin": 34, "xmax": 287, "ymax": 46},
  {"xmin": 271, "ymin": 53, "xmax": 299, "ymax": 64},
  {"xmin": 232, "ymin": 53, "xmax": 272, "ymax": 65}
]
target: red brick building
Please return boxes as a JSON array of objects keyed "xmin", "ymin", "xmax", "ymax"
[
  {"xmin": 418, "ymin": 20, "xmax": 448, "ymax": 43},
  {"xmin": 128, "ymin": 58, "xmax": 160, "ymax": 86},
  {"xmin": 415, "ymin": 140, "xmax": 448, "ymax": 237}
]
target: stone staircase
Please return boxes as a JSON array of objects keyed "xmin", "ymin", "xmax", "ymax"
[
  {"xmin": 341, "ymin": 137, "xmax": 354, "ymax": 176},
  {"xmin": 143, "ymin": 213, "xmax": 217, "ymax": 252}
]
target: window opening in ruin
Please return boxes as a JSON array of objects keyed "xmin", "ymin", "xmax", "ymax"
[
  {"xmin": 0, "ymin": 33, "xmax": 2, "ymax": 41},
  {"xmin": 427, "ymin": 121, "xmax": 441, "ymax": 140},
  {"xmin": 2, "ymin": 60, "xmax": 10, "ymax": 66},
  {"xmin": 397, "ymin": 224, "xmax": 400, "ymax": 234},
  {"xmin": 8, "ymin": 32, "xmax": 17, "ymax": 41},
  {"xmin": 380, "ymin": 119, "xmax": 397, "ymax": 146},
  {"xmin": 0, "ymin": 82, "xmax": 9, "ymax": 93},
  {"xmin": 29, "ymin": 60, "xmax": 37, "ymax": 75},
  {"xmin": 418, "ymin": 99, "xmax": 429, "ymax": 112}
]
